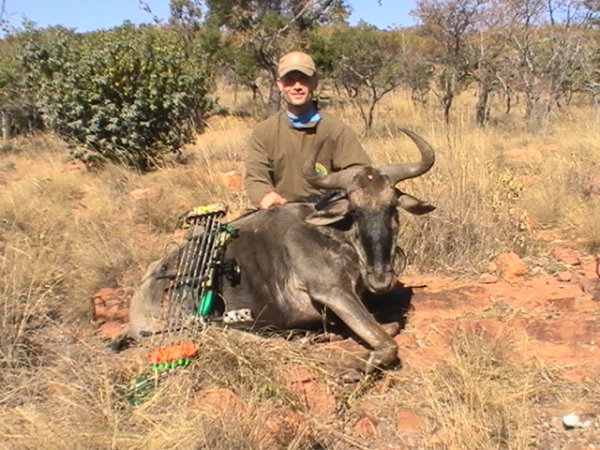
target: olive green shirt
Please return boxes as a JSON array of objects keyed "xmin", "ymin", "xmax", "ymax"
[{"xmin": 244, "ymin": 110, "xmax": 371, "ymax": 205}]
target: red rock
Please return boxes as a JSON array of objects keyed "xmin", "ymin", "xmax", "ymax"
[
  {"xmin": 258, "ymin": 406, "xmax": 310, "ymax": 450},
  {"xmin": 547, "ymin": 297, "xmax": 576, "ymax": 311},
  {"xmin": 284, "ymin": 364, "xmax": 316, "ymax": 383},
  {"xmin": 63, "ymin": 160, "xmax": 85, "ymax": 171},
  {"xmin": 218, "ymin": 171, "xmax": 243, "ymax": 190},
  {"xmin": 99, "ymin": 322, "xmax": 123, "ymax": 338},
  {"xmin": 478, "ymin": 273, "xmax": 499, "ymax": 284},
  {"xmin": 495, "ymin": 252, "xmax": 528, "ymax": 278},
  {"xmin": 91, "ymin": 287, "xmax": 133, "ymax": 337},
  {"xmin": 92, "ymin": 288, "xmax": 132, "ymax": 321},
  {"xmin": 282, "ymin": 364, "xmax": 336, "ymax": 420},
  {"xmin": 353, "ymin": 411, "xmax": 379, "ymax": 437},
  {"xmin": 127, "ymin": 187, "xmax": 161, "ymax": 201},
  {"xmin": 553, "ymin": 247, "xmax": 581, "ymax": 266},
  {"xmin": 396, "ymin": 408, "xmax": 424, "ymax": 435},
  {"xmin": 556, "ymin": 271, "xmax": 573, "ymax": 282},
  {"xmin": 193, "ymin": 386, "xmax": 248, "ymax": 416},
  {"xmin": 579, "ymin": 278, "xmax": 600, "ymax": 301},
  {"xmin": 395, "ymin": 333, "xmax": 417, "ymax": 348}
]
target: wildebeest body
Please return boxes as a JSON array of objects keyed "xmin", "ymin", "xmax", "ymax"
[
  {"xmin": 222, "ymin": 203, "xmax": 370, "ymax": 329},
  {"xmin": 118, "ymin": 128, "xmax": 436, "ymax": 372}
]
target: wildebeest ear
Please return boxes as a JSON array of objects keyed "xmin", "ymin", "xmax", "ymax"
[
  {"xmin": 305, "ymin": 199, "xmax": 350, "ymax": 225},
  {"xmin": 397, "ymin": 193, "xmax": 436, "ymax": 215}
]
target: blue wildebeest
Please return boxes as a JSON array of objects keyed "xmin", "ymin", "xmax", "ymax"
[{"xmin": 119, "ymin": 128, "xmax": 435, "ymax": 373}]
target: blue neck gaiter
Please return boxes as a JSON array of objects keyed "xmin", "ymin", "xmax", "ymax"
[{"xmin": 287, "ymin": 103, "xmax": 321, "ymax": 129}]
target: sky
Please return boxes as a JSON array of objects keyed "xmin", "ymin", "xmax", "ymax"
[{"xmin": 3, "ymin": 0, "xmax": 418, "ymax": 34}]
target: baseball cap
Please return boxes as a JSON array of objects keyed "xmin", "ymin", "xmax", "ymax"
[{"xmin": 277, "ymin": 51, "xmax": 316, "ymax": 78}]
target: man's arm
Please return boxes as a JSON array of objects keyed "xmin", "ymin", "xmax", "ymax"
[{"xmin": 244, "ymin": 132, "xmax": 287, "ymax": 208}]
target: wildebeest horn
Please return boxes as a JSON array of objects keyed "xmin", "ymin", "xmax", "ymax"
[
  {"xmin": 379, "ymin": 128, "xmax": 435, "ymax": 185},
  {"xmin": 303, "ymin": 128, "xmax": 435, "ymax": 190}
]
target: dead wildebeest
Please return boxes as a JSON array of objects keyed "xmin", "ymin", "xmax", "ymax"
[{"xmin": 116, "ymin": 128, "xmax": 435, "ymax": 374}]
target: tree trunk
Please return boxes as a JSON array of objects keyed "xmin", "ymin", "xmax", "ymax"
[
  {"xmin": 2, "ymin": 110, "xmax": 10, "ymax": 141},
  {"xmin": 475, "ymin": 84, "xmax": 492, "ymax": 127},
  {"xmin": 267, "ymin": 84, "xmax": 281, "ymax": 116},
  {"xmin": 442, "ymin": 90, "xmax": 454, "ymax": 125}
]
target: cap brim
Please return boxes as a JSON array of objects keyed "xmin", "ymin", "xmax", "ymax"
[{"xmin": 278, "ymin": 66, "xmax": 315, "ymax": 78}]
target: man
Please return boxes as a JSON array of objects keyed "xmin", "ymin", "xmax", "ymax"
[{"xmin": 244, "ymin": 50, "xmax": 371, "ymax": 209}]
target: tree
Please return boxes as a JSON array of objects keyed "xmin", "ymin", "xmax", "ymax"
[
  {"xmin": 311, "ymin": 23, "xmax": 411, "ymax": 134},
  {"xmin": 414, "ymin": 0, "xmax": 491, "ymax": 124},
  {"xmin": 492, "ymin": 0, "xmax": 594, "ymax": 127},
  {"xmin": 22, "ymin": 25, "xmax": 213, "ymax": 170},
  {"xmin": 203, "ymin": 0, "xmax": 349, "ymax": 111},
  {"xmin": 0, "ymin": 24, "xmax": 63, "ymax": 139}
]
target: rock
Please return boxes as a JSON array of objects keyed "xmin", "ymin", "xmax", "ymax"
[
  {"xmin": 217, "ymin": 170, "xmax": 243, "ymax": 190},
  {"xmin": 395, "ymin": 332, "xmax": 417, "ymax": 348},
  {"xmin": 91, "ymin": 287, "xmax": 133, "ymax": 337},
  {"xmin": 495, "ymin": 252, "xmax": 528, "ymax": 278},
  {"xmin": 556, "ymin": 271, "xmax": 573, "ymax": 282},
  {"xmin": 553, "ymin": 247, "xmax": 581, "ymax": 266},
  {"xmin": 478, "ymin": 273, "xmax": 499, "ymax": 284},
  {"xmin": 193, "ymin": 386, "xmax": 248, "ymax": 417},
  {"xmin": 99, "ymin": 322, "xmax": 123, "ymax": 338},
  {"xmin": 547, "ymin": 297, "xmax": 576, "ymax": 311},
  {"xmin": 579, "ymin": 278, "xmax": 600, "ymax": 301},
  {"xmin": 259, "ymin": 406, "xmax": 311, "ymax": 450},
  {"xmin": 353, "ymin": 411, "xmax": 379, "ymax": 437},
  {"xmin": 127, "ymin": 187, "xmax": 161, "ymax": 202},
  {"xmin": 92, "ymin": 287, "xmax": 132, "ymax": 322},
  {"xmin": 395, "ymin": 408, "xmax": 424, "ymax": 435},
  {"xmin": 63, "ymin": 160, "xmax": 86, "ymax": 172},
  {"xmin": 281, "ymin": 364, "xmax": 337, "ymax": 421}
]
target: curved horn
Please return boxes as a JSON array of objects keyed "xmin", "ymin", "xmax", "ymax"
[
  {"xmin": 379, "ymin": 128, "xmax": 435, "ymax": 185},
  {"xmin": 302, "ymin": 146, "xmax": 362, "ymax": 190}
]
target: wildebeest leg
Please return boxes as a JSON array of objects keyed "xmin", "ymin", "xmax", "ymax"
[{"xmin": 316, "ymin": 288, "xmax": 399, "ymax": 372}]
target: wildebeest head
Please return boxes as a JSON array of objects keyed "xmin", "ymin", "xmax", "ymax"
[{"xmin": 302, "ymin": 128, "xmax": 436, "ymax": 294}]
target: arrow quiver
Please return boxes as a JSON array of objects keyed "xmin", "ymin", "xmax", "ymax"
[{"xmin": 160, "ymin": 203, "xmax": 239, "ymax": 332}]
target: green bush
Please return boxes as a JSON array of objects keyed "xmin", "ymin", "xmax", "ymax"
[{"xmin": 22, "ymin": 24, "xmax": 213, "ymax": 170}]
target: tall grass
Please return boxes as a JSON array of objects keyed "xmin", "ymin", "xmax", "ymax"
[
  {"xmin": 391, "ymin": 326, "xmax": 565, "ymax": 450},
  {"xmin": 0, "ymin": 89, "xmax": 598, "ymax": 449}
]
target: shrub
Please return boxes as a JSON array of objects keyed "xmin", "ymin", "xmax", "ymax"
[{"xmin": 22, "ymin": 24, "xmax": 213, "ymax": 171}]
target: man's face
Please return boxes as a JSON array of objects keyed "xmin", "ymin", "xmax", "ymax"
[{"xmin": 276, "ymin": 71, "xmax": 318, "ymax": 109}]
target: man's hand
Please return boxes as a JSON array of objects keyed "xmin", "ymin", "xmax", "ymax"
[{"xmin": 259, "ymin": 192, "xmax": 288, "ymax": 209}]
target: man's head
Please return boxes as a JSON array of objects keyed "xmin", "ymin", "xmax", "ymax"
[{"xmin": 276, "ymin": 51, "xmax": 318, "ymax": 113}]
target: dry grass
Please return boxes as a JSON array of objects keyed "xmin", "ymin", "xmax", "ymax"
[
  {"xmin": 0, "ymin": 88, "xmax": 599, "ymax": 449},
  {"xmin": 389, "ymin": 327, "xmax": 566, "ymax": 449}
]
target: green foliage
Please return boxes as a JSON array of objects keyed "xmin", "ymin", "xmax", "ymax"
[
  {"xmin": 203, "ymin": 0, "xmax": 349, "ymax": 108},
  {"xmin": 0, "ymin": 27, "xmax": 45, "ymax": 135},
  {"xmin": 310, "ymin": 23, "xmax": 410, "ymax": 132},
  {"xmin": 21, "ymin": 24, "xmax": 212, "ymax": 170}
]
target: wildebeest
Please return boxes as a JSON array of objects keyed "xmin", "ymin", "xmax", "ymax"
[{"xmin": 118, "ymin": 128, "xmax": 435, "ymax": 373}]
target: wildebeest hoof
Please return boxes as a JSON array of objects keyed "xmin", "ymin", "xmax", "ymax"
[
  {"xmin": 337, "ymin": 367, "xmax": 364, "ymax": 383},
  {"xmin": 381, "ymin": 322, "xmax": 401, "ymax": 337},
  {"xmin": 107, "ymin": 333, "xmax": 136, "ymax": 353}
]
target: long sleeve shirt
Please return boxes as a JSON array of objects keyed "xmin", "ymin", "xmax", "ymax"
[{"xmin": 244, "ymin": 110, "xmax": 371, "ymax": 206}]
